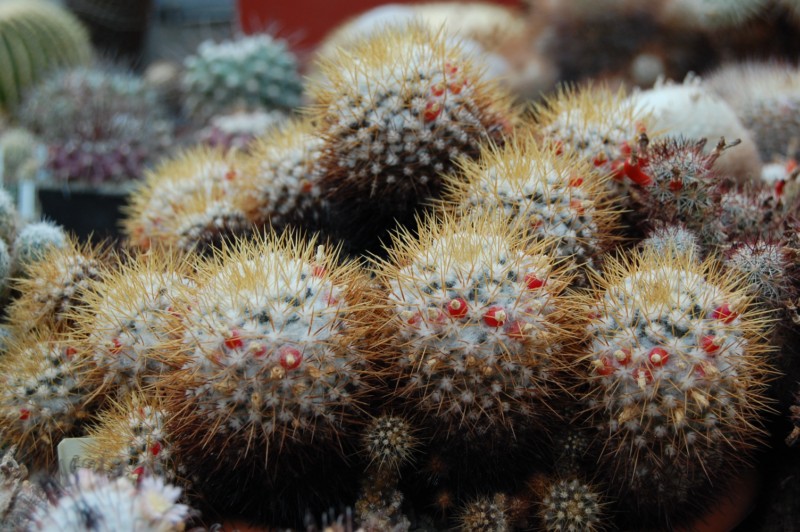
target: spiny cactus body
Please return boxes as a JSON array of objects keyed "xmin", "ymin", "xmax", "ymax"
[
  {"xmin": 532, "ymin": 475, "xmax": 605, "ymax": 532},
  {"xmin": 444, "ymin": 136, "xmax": 619, "ymax": 268},
  {"xmin": 12, "ymin": 221, "xmax": 67, "ymax": 270},
  {"xmin": 577, "ymin": 246, "xmax": 774, "ymax": 518},
  {"xmin": 371, "ymin": 213, "xmax": 576, "ymax": 440},
  {"xmin": 0, "ymin": 188, "xmax": 19, "ymax": 244},
  {"xmin": 726, "ymin": 241, "xmax": 795, "ymax": 309},
  {"xmin": 197, "ymin": 109, "xmax": 287, "ymax": 153},
  {"xmin": 123, "ymin": 147, "xmax": 250, "ymax": 253},
  {"xmin": 182, "ymin": 34, "xmax": 302, "ymax": 121}
]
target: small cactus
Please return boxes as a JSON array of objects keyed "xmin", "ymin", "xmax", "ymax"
[
  {"xmin": 725, "ymin": 241, "xmax": 795, "ymax": 310},
  {"xmin": 531, "ymin": 475, "xmax": 606, "ymax": 532},
  {"xmin": 0, "ymin": 1, "xmax": 91, "ymax": 110},
  {"xmin": 12, "ymin": 221, "xmax": 67, "ymax": 271},
  {"xmin": 29, "ymin": 469, "xmax": 191, "ymax": 532},
  {"xmin": 182, "ymin": 33, "xmax": 302, "ymax": 121},
  {"xmin": 122, "ymin": 147, "xmax": 250, "ymax": 253},
  {"xmin": 640, "ymin": 223, "xmax": 702, "ymax": 258},
  {"xmin": 369, "ymin": 213, "xmax": 577, "ymax": 440},
  {"xmin": 0, "ymin": 128, "xmax": 41, "ymax": 183},
  {"xmin": 457, "ymin": 493, "xmax": 513, "ymax": 532},
  {"xmin": 0, "ymin": 328, "xmax": 97, "ymax": 469},
  {"xmin": 0, "ymin": 188, "xmax": 19, "ymax": 244},
  {"xmin": 362, "ymin": 415, "xmax": 418, "ymax": 473},
  {"xmin": 197, "ymin": 109, "xmax": 287, "ymax": 153},
  {"xmin": 575, "ymin": 246, "xmax": 775, "ymax": 517}
]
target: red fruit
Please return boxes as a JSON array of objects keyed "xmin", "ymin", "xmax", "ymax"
[
  {"xmin": 610, "ymin": 159, "xmax": 626, "ymax": 181},
  {"xmin": 251, "ymin": 344, "xmax": 268, "ymax": 358},
  {"xmin": 524, "ymin": 274, "xmax": 546, "ymax": 290},
  {"xmin": 279, "ymin": 345, "xmax": 303, "ymax": 370},
  {"xmin": 448, "ymin": 81, "xmax": 463, "ymax": 94},
  {"xmin": 151, "ymin": 441, "xmax": 162, "ymax": 456},
  {"xmin": 613, "ymin": 348, "xmax": 631, "ymax": 365},
  {"xmin": 423, "ymin": 101, "xmax": 442, "ymax": 122},
  {"xmin": 64, "ymin": 346, "xmax": 77, "ymax": 359},
  {"xmin": 569, "ymin": 175, "xmax": 583, "ymax": 187},
  {"xmin": 431, "ymin": 83, "xmax": 445, "ymax": 97},
  {"xmin": 506, "ymin": 320, "xmax": 530, "ymax": 341},
  {"xmin": 668, "ymin": 179, "xmax": 683, "ymax": 192},
  {"xmin": 624, "ymin": 159, "xmax": 653, "ymax": 186},
  {"xmin": 132, "ymin": 466, "xmax": 145, "ymax": 477},
  {"xmin": 570, "ymin": 198, "xmax": 585, "ymax": 214},
  {"xmin": 700, "ymin": 335, "xmax": 721, "ymax": 355},
  {"xmin": 634, "ymin": 367, "xmax": 653, "ymax": 384},
  {"xmin": 776, "ymin": 180, "xmax": 786, "ymax": 197},
  {"xmin": 712, "ymin": 303, "xmax": 737, "ymax": 323},
  {"xmin": 593, "ymin": 153, "xmax": 607, "ymax": 167},
  {"xmin": 595, "ymin": 357, "xmax": 614, "ymax": 376},
  {"xmin": 110, "ymin": 338, "xmax": 123, "ymax": 355},
  {"xmin": 19, "ymin": 409, "xmax": 30, "ymax": 421},
  {"xmin": 406, "ymin": 312, "xmax": 422, "ymax": 325},
  {"xmin": 445, "ymin": 62, "xmax": 458, "ymax": 75},
  {"xmin": 446, "ymin": 298, "xmax": 469, "ymax": 318},
  {"xmin": 224, "ymin": 330, "xmax": 244, "ymax": 350},
  {"xmin": 619, "ymin": 141, "xmax": 632, "ymax": 156},
  {"xmin": 648, "ymin": 347, "xmax": 669, "ymax": 366},
  {"xmin": 483, "ymin": 306, "xmax": 507, "ymax": 327},
  {"xmin": 225, "ymin": 170, "xmax": 236, "ymax": 181}
]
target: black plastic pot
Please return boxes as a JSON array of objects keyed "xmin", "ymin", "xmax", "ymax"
[{"xmin": 37, "ymin": 182, "xmax": 133, "ymax": 243}]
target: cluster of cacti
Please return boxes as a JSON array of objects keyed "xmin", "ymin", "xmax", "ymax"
[
  {"xmin": 182, "ymin": 34, "xmax": 303, "ymax": 122},
  {"xmin": 18, "ymin": 66, "xmax": 173, "ymax": 184},
  {"xmin": 0, "ymin": 1, "xmax": 91, "ymax": 110}
]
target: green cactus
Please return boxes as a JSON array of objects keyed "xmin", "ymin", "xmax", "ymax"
[
  {"xmin": 0, "ymin": 0, "xmax": 91, "ymax": 110},
  {"xmin": 0, "ymin": 128, "xmax": 40, "ymax": 184},
  {"xmin": 182, "ymin": 34, "xmax": 303, "ymax": 122}
]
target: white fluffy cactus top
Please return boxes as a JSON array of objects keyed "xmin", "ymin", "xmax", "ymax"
[
  {"xmin": 310, "ymin": 22, "xmax": 514, "ymax": 207},
  {"xmin": 445, "ymin": 136, "xmax": 619, "ymax": 268},
  {"xmin": 123, "ymin": 147, "xmax": 250, "ymax": 252},
  {"xmin": 73, "ymin": 251, "xmax": 193, "ymax": 395},
  {"xmin": 12, "ymin": 221, "xmax": 67, "ymax": 269},
  {"xmin": 163, "ymin": 232, "xmax": 374, "ymax": 463},
  {"xmin": 372, "ymin": 214, "xmax": 576, "ymax": 438},
  {"xmin": 236, "ymin": 119, "xmax": 326, "ymax": 231},
  {"xmin": 182, "ymin": 33, "xmax": 302, "ymax": 121},
  {"xmin": 29, "ymin": 470, "xmax": 191, "ymax": 532},
  {"xmin": 0, "ymin": 329, "xmax": 95, "ymax": 468},
  {"xmin": 578, "ymin": 246, "xmax": 774, "ymax": 507}
]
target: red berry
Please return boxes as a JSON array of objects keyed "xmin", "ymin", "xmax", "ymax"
[
  {"xmin": 568, "ymin": 175, "xmax": 583, "ymax": 187},
  {"xmin": 224, "ymin": 330, "xmax": 244, "ymax": 350},
  {"xmin": 668, "ymin": 179, "xmax": 683, "ymax": 191},
  {"xmin": 279, "ymin": 345, "xmax": 303, "ymax": 370},
  {"xmin": 593, "ymin": 153, "xmax": 607, "ymax": 167},
  {"xmin": 446, "ymin": 298, "xmax": 469, "ymax": 318},
  {"xmin": 624, "ymin": 159, "xmax": 653, "ymax": 186},
  {"xmin": 506, "ymin": 320, "xmax": 530, "ymax": 341},
  {"xmin": 524, "ymin": 274, "xmax": 546, "ymax": 290},
  {"xmin": 619, "ymin": 141, "xmax": 632, "ymax": 156},
  {"xmin": 225, "ymin": 170, "xmax": 236, "ymax": 181},
  {"xmin": 431, "ymin": 83, "xmax": 445, "ymax": 97},
  {"xmin": 634, "ymin": 367, "xmax": 653, "ymax": 384},
  {"xmin": 648, "ymin": 347, "xmax": 669, "ymax": 366},
  {"xmin": 700, "ymin": 335, "xmax": 721, "ymax": 355},
  {"xmin": 132, "ymin": 466, "xmax": 145, "ymax": 477},
  {"xmin": 251, "ymin": 344, "xmax": 268, "ymax": 358},
  {"xmin": 483, "ymin": 306, "xmax": 507, "ymax": 327},
  {"xmin": 776, "ymin": 179, "xmax": 786, "ymax": 197},
  {"xmin": 406, "ymin": 312, "xmax": 421, "ymax": 325},
  {"xmin": 613, "ymin": 348, "xmax": 631, "ymax": 365},
  {"xmin": 423, "ymin": 101, "xmax": 442, "ymax": 122},
  {"xmin": 110, "ymin": 338, "xmax": 123, "ymax": 355},
  {"xmin": 19, "ymin": 408, "xmax": 30, "ymax": 421},
  {"xmin": 151, "ymin": 441, "xmax": 162, "ymax": 456},
  {"xmin": 610, "ymin": 159, "xmax": 626, "ymax": 181},
  {"xmin": 694, "ymin": 364, "xmax": 706, "ymax": 378},
  {"xmin": 448, "ymin": 81, "xmax": 463, "ymax": 94},
  {"xmin": 712, "ymin": 303, "xmax": 737, "ymax": 323},
  {"xmin": 64, "ymin": 346, "xmax": 77, "ymax": 359},
  {"xmin": 595, "ymin": 357, "xmax": 614, "ymax": 376}
]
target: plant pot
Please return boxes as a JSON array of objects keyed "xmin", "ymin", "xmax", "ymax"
[{"xmin": 36, "ymin": 182, "xmax": 135, "ymax": 243}]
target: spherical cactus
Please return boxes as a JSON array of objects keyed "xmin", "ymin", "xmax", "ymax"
[
  {"xmin": 626, "ymin": 75, "xmax": 762, "ymax": 182},
  {"xmin": 659, "ymin": 0, "xmax": 767, "ymax": 30},
  {"xmin": 369, "ymin": 213, "xmax": 577, "ymax": 440},
  {"xmin": 122, "ymin": 147, "xmax": 251, "ymax": 253},
  {"xmin": 161, "ymin": 232, "xmax": 375, "ymax": 471},
  {"xmin": 532, "ymin": 475, "xmax": 606, "ymax": 532},
  {"xmin": 0, "ymin": 0, "xmax": 91, "ymax": 110},
  {"xmin": 4, "ymin": 236, "xmax": 104, "ymax": 331},
  {"xmin": 355, "ymin": 467, "xmax": 411, "ymax": 532},
  {"xmin": 29, "ymin": 470, "xmax": 191, "ymax": 532},
  {"xmin": 706, "ymin": 62, "xmax": 800, "ymax": 161},
  {"xmin": 0, "ymin": 328, "xmax": 97, "ymax": 469},
  {"xmin": 0, "ymin": 187, "xmax": 19, "ymax": 244},
  {"xmin": 86, "ymin": 394, "xmax": 179, "ymax": 483},
  {"xmin": 627, "ymin": 136, "xmax": 727, "ymax": 247},
  {"xmin": 719, "ymin": 185, "xmax": 779, "ymax": 243},
  {"xmin": 235, "ymin": 119, "xmax": 327, "ymax": 234},
  {"xmin": 535, "ymin": 85, "xmax": 650, "ymax": 191},
  {"xmin": 197, "ymin": 109, "xmax": 288, "ymax": 153},
  {"xmin": 575, "ymin": 246, "xmax": 775, "ymax": 520},
  {"xmin": 71, "ymin": 249, "xmax": 193, "ymax": 396},
  {"xmin": 182, "ymin": 34, "xmax": 302, "ymax": 121},
  {"xmin": 443, "ymin": 135, "xmax": 620, "ymax": 269},
  {"xmin": 309, "ymin": 23, "xmax": 515, "ymax": 221},
  {"xmin": 725, "ymin": 241, "xmax": 795, "ymax": 310},
  {"xmin": 0, "ymin": 128, "xmax": 41, "ymax": 183},
  {"xmin": 18, "ymin": 66, "xmax": 173, "ymax": 184},
  {"xmin": 12, "ymin": 221, "xmax": 67, "ymax": 270},
  {"xmin": 362, "ymin": 414, "xmax": 419, "ymax": 473},
  {"xmin": 457, "ymin": 493, "xmax": 513, "ymax": 532}
]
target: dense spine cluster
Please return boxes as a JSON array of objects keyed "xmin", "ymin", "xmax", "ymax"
[{"xmin": 536, "ymin": 477, "xmax": 605, "ymax": 532}]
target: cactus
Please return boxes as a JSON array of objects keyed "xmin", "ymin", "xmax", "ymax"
[
  {"xmin": 369, "ymin": 213, "xmax": 577, "ymax": 440},
  {"xmin": 4, "ymin": 236, "xmax": 104, "ymax": 331},
  {"xmin": 528, "ymin": 474, "xmax": 606, "ymax": 532},
  {"xmin": 86, "ymin": 393, "xmax": 180, "ymax": 483},
  {"xmin": 72, "ymin": 249, "xmax": 193, "ymax": 396},
  {"xmin": 0, "ymin": 188, "xmax": 19, "ymax": 244},
  {"xmin": 443, "ymin": 135, "xmax": 619, "ymax": 269},
  {"xmin": 0, "ymin": 328, "xmax": 97, "ymax": 469},
  {"xmin": 197, "ymin": 109, "xmax": 287, "ymax": 153},
  {"xmin": 706, "ymin": 62, "xmax": 800, "ymax": 161},
  {"xmin": 0, "ymin": 1, "xmax": 91, "ymax": 110},
  {"xmin": 0, "ymin": 128, "xmax": 41, "ymax": 183},
  {"xmin": 457, "ymin": 493, "xmax": 514, "ymax": 532},
  {"xmin": 660, "ymin": 0, "xmax": 767, "ymax": 30},
  {"xmin": 576, "ymin": 246, "xmax": 774, "ymax": 519},
  {"xmin": 0, "ymin": 447, "xmax": 47, "ymax": 530},
  {"xmin": 725, "ymin": 241, "xmax": 795, "ymax": 310},
  {"xmin": 182, "ymin": 34, "xmax": 302, "ymax": 122},
  {"xmin": 0, "ymin": 238, "xmax": 10, "ymax": 293},
  {"xmin": 309, "ymin": 23, "xmax": 515, "ymax": 246},
  {"xmin": 122, "ymin": 147, "xmax": 251, "ymax": 253},
  {"xmin": 29, "ymin": 469, "xmax": 191, "ymax": 531},
  {"xmin": 719, "ymin": 185, "xmax": 781, "ymax": 242},
  {"xmin": 362, "ymin": 415, "xmax": 418, "ymax": 473},
  {"xmin": 235, "ymin": 119, "xmax": 327, "ymax": 235},
  {"xmin": 12, "ymin": 221, "xmax": 67, "ymax": 271},
  {"xmin": 18, "ymin": 66, "xmax": 173, "ymax": 184},
  {"xmin": 640, "ymin": 223, "xmax": 702, "ymax": 258},
  {"xmin": 161, "ymin": 232, "xmax": 375, "ymax": 474}
]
